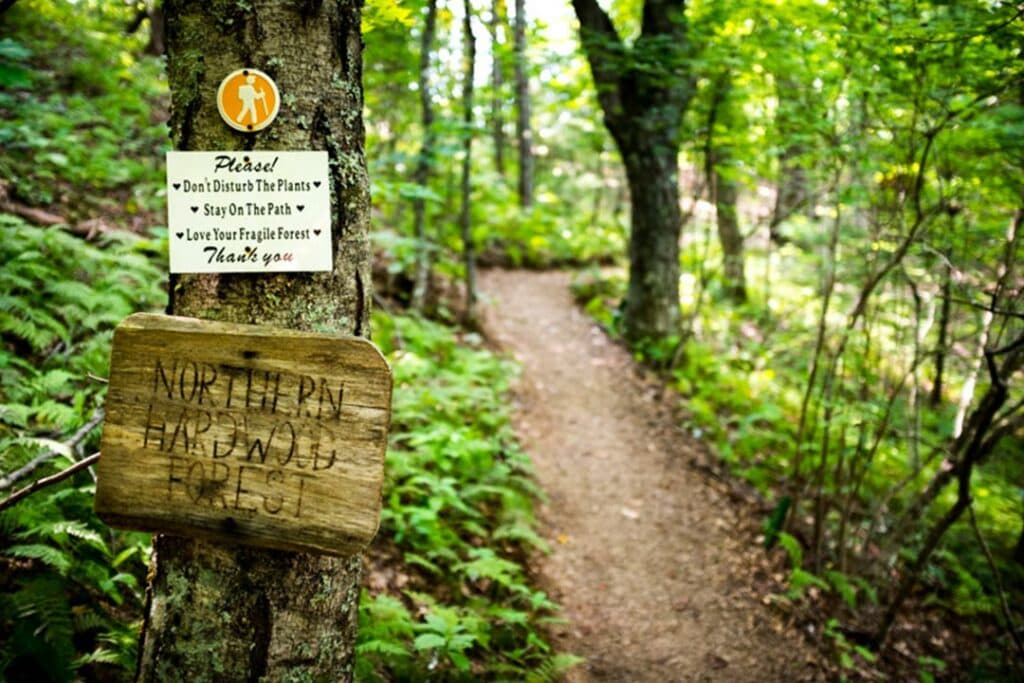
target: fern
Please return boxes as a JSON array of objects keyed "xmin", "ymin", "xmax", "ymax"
[
  {"xmin": 6, "ymin": 544, "xmax": 73, "ymax": 574},
  {"xmin": 526, "ymin": 653, "xmax": 587, "ymax": 683},
  {"xmin": 0, "ymin": 221, "xmax": 160, "ymax": 680},
  {"xmin": 776, "ymin": 531, "xmax": 804, "ymax": 568},
  {"xmin": 826, "ymin": 570, "xmax": 859, "ymax": 610}
]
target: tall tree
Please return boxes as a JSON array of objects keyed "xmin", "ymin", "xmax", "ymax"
[
  {"xmin": 411, "ymin": 0, "xmax": 438, "ymax": 312},
  {"xmin": 138, "ymin": 1, "xmax": 370, "ymax": 679},
  {"xmin": 513, "ymin": 0, "xmax": 533, "ymax": 207},
  {"xmin": 706, "ymin": 72, "xmax": 746, "ymax": 303},
  {"xmin": 461, "ymin": 0, "xmax": 478, "ymax": 324},
  {"xmin": 572, "ymin": 0, "xmax": 694, "ymax": 341},
  {"xmin": 490, "ymin": 0, "xmax": 506, "ymax": 178}
]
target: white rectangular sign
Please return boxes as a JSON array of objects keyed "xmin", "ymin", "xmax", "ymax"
[{"xmin": 167, "ymin": 151, "xmax": 332, "ymax": 274}]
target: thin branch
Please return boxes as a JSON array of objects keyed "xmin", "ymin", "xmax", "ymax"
[
  {"xmin": 968, "ymin": 505, "xmax": 1024, "ymax": 667},
  {"xmin": 947, "ymin": 297, "xmax": 1024, "ymax": 320},
  {"xmin": 0, "ymin": 408, "xmax": 104, "ymax": 490},
  {"xmin": 0, "ymin": 453, "xmax": 100, "ymax": 513},
  {"xmin": 991, "ymin": 332, "xmax": 1024, "ymax": 358}
]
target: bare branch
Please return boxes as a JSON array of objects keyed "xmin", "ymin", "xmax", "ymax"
[
  {"xmin": 0, "ymin": 408, "xmax": 104, "ymax": 490},
  {"xmin": 0, "ymin": 453, "xmax": 100, "ymax": 514},
  {"xmin": 969, "ymin": 505, "xmax": 1024, "ymax": 667}
]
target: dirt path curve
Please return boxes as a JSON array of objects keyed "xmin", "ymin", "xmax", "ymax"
[{"xmin": 480, "ymin": 269, "xmax": 820, "ymax": 682}]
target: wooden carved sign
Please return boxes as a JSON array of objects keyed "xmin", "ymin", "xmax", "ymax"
[{"xmin": 95, "ymin": 314, "xmax": 392, "ymax": 557}]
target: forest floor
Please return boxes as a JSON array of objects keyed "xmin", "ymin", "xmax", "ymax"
[{"xmin": 480, "ymin": 269, "xmax": 826, "ymax": 682}]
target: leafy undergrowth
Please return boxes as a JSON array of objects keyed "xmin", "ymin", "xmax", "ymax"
[
  {"xmin": 0, "ymin": 217, "xmax": 577, "ymax": 681},
  {"xmin": 0, "ymin": 217, "xmax": 165, "ymax": 681},
  {"xmin": 571, "ymin": 264, "xmax": 1022, "ymax": 681},
  {"xmin": 0, "ymin": 2, "xmax": 168, "ymax": 226},
  {"xmin": 357, "ymin": 312, "xmax": 581, "ymax": 681}
]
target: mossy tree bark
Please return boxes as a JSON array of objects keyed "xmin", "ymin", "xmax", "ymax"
[
  {"xmin": 572, "ymin": 0, "xmax": 694, "ymax": 342},
  {"xmin": 137, "ymin": 1, "xmax": 371, "ymax": 680}
]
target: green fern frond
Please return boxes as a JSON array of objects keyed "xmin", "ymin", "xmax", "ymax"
[
  {"xmin": 525, "ymin": 653, "xmax": 586, "ymax": 683},
  {"xmin": 6, "ymin": 543, "xmax": 72, "ymax": 574}
]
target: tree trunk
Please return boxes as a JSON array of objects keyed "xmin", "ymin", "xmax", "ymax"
[
  {"xmin": 714, "ymin": 167, "xmax": 746, "ymax": 303},
  {"xmin": 411, "ymin": 0, "xmax": 438, "ymax": 313},
  {"xmin": 621, "ymin": 139, "xmax": 682, "ymax": 340},
  {"xmin": 572, "ymin": 0, "xmax": 692, "ymax": 341},
  {"xmin": 145, "ymin": 3, "xmax": 166, "ymax": 56},
  {"xmin": 139, "ymin": 2, "xmax": 370, "ymax": 680},
  {"xmin": 769, "ymin": 74, "xmax": 814, "ymax": 239},
  {"xmin": 513, "ymin": 0, "xmax": 532, "ymax": 208},
  {"xmin": 461, "ymin": 0, "xmax": 478, "ymax": 325},
  {"xmin": 931, "ymin": 256, "xmax": 952, "ymax": 406},
  {"xmin": 706, "ymin": 74, "xmax": 746, "ymax": 304},
  {"xmin": 490, "ymin": 0, "xmax": 506, "ymax": 178}
]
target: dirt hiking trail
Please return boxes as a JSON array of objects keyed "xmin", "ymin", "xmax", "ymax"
[{"xmin": 480, "ymin": 269, "xmax": 821, "ymax": 682}]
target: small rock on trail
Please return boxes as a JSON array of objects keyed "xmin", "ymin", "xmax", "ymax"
[{"xmin": 480, "ymin": 269, "xmax": 821, "ymax": 682}]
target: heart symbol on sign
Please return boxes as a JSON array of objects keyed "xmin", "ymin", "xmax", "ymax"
[
  {"xmin": 175, "ymin": 232, "xmax": 184, "ymax": 239},
  {"xmin": 244, "ymin": 246, "xmax": 256, "ymax": 257},
  {"xmin": 297, "ymin": 205, "xmax": 305, "ymax": 212},
  {"xmin": 172, "ymin": 183, "xmax": 181, "ymax": 190},
  {"xmin": 190, "ymin": 206, "xmax": 199, "ymax": 213},
  {"xmin": 313, "ymin": 229, "xmax": 321, "ymax": 236},
  {"xmin": 313, "ymin": 181, "xmax": 321, "ymax": 188}
]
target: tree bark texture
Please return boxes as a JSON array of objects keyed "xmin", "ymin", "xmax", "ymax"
[
  {"xmin": 461, "ymin": 0, "xmax": 478, "ymax": 323},
  {"xmin": 139, "ymin": 2, "xmax": 370, "ymax": 680},
  {"xmin": 411, "ymin": 0, "xmax": 438, "ymax": 312},
  {"xmin": 622, "ymin": 140, "xmax": 684, "ymax": 338},
  {"xmin": 513, "ymin": 0, "xmax": 532, "ymax": 207},
  {"xmin": 572, "ymin": 0, "xmax": 694, "ymax": 341}
]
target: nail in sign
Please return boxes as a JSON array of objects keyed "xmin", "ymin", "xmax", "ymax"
[
  {"xmin": 217, "ymin": 68, "xmax": 280, "ymax": 132},
  {"xmin": 95, "ymin": 313, "xmax": 393, "ymax": 557}
]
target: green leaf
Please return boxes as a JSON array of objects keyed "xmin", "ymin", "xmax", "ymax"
[{"xmin": 412, "ymin": 633, "xmax": 447, "ymax": 651}]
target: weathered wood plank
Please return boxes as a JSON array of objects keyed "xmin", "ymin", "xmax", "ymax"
[{"xmin": 95, "ymin": 313, "xmax": 391, "ymax": 556}]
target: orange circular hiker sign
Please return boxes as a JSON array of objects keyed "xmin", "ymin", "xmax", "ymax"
[{"xmin": 217, "ymin": 68, "xmax": 280, "ymax": 133}]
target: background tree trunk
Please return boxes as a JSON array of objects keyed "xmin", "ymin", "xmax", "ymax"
[
  {"xmin": 769, "ymin": 83, "xmax": 809, "ymax": 241},
  {"xmin": 411, "ymin": 0, "xmax": 438, "ymax": 312},
  {"xmin": 931, "ymin": 256, "xmax": 952, "ymax": 406},
  {"xmin": 714, "ymin": 165, "xmax": 746, "ymax": 303},
  {"xmin": 146, "ymin": 3, "xmax": 166, "ymax": 56},
  {"xmin": 490, "ymin": 0, "xmax": 506, "ymax": 179},
  {"xmin": 139, "ymin": 2, "xmax": 370, "ymax": 680},
  {"xmin": 461, "ymin": 0, "xmax": 478, "ymax": 324},
  {"xmin": 513, "ymin": 0, "xmax": 532, "ymax": 208},
  {"xmin": 706, "ymin": 73, "xmax": 746, "ymax": 304}
]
